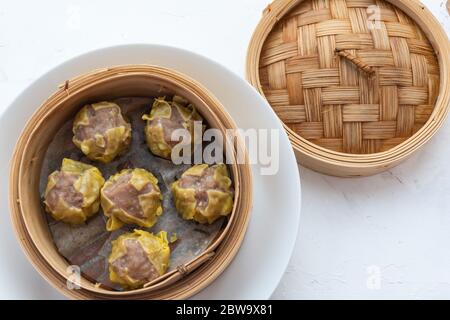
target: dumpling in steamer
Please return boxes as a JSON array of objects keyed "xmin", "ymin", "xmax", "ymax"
[
  {"xmin": 101, "ymin": 168, "xmax": 163, "ymax": 231},
  {"xmin": 142, "ymin": 96, "xmax": 203, "ymax": 159},
  {"xmin": 171, "ymin": 164, "xmax": 234, "ymax": 224},
  {"xmin": 44, "ymin": 158, "xmax": 105, "ymax": 224},
  {"xmin": 72, "ymin": 101, "xmax": 131, "ymax": 163},
  {"xmin": 109, "ymin": 229, "xmax": 170, "ymax": 289}
]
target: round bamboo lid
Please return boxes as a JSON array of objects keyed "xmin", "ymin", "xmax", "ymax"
[{"xmin": 247, "ymin": 0, "xmax": 450, "ymax": 176}]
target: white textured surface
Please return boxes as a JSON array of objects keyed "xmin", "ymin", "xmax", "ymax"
[{"xmin": 1, "ymin": 0, "xmax": 450, "ymax": 299}]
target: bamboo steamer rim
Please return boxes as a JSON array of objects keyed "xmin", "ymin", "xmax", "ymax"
[
  {"xmin": 246, "ymin": 0, "xmax": 450, "ymax": 176},
  {"xmin": 9, "ymin": 65, "xmax": 253, "ymax": 299}
]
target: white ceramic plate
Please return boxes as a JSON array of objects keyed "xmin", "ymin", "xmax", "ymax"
[{"xmin": 0, "ymin": 44, "xmax": 301, "ymax": 299}]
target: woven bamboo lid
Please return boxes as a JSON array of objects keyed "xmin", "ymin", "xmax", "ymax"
[{"xmin": 247, "ymin": 0, "xmax": 450, "ymax": 176}]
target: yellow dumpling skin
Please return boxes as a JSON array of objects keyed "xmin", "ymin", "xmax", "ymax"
[
  {"xmin": 142, "ymin": 96, "xmax": 203, "ymax": 159},
  {"xmin": 101, "ymin": 168, "xmax": 163, "ymax": 231},
  {"xmin": 109, "ymin": 230, "xmax": 170, "ymax": 289},
  {"xmin": 72, "ymin": 101, "xmax": 131, "ymax": 163},
  {"xmin": 171, "ymin": 164, "xmax": 234, "ymax": 224},
  {"xmin": 44, "ymin": 158, "xmax": 105, "ymax": 224}
]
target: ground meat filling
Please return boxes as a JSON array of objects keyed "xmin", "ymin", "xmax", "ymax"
[
  {"xmin": 102, "ymin": 172, "xmax": 154, "ymax": 219},
  {"xmin": 46, "ymin": 172, "xmax": 83, "ymax": 210},
  {"xmin": 74, "ymin": 105, "xmax": 129, "ymax": 144},
  {"xmin": 150, "ymin": 106, "xmax": 188, "ymax": 147},
  {"xmin": 178, "ymin": 167, "xmax": 221, "ymax": 209},
  {"xmin": 111, "ymin": 239, "xmax": 159, "ymax": 282}
]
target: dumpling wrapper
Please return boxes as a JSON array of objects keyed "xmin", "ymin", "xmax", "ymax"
[
  {"xmin": 73, "ymin": 101, "xmax": 131, "ymax": 163},
  {"xmin": 142, "ymin": 96, "xmax": 203, "ymax": 159},
  {"xmin": 101, "ymin": 168, "xmax": 163, "ymax": 231},
  {"xmin": 109, "ymin": 229, "xmax": 170, "ymax": 289},
  {"xmin": 171, "ymin": 163, "xmax": 234, "ymax": 224},
  {"xmin": 44, "ymin": 158, "xmax": 105, "ymax": 224}
]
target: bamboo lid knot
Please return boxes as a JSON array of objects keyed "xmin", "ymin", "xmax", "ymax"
[{"xmin": 336, "ymin": 49, "xmax": 375, "ymax": 75}]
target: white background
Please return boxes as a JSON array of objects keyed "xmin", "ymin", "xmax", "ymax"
[{"xmin": 1, "ymin": 0, "xmax": 450, "ymax": 299}]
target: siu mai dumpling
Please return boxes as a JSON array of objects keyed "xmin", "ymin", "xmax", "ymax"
[
  {"xmin": 109, "ymin": 230, "xmax": 170, "ymax": 289},
  {"xmin": 101, "ymin": 168, "xmax": 163, "ymax": 231},
  {"xmin": 44, "ymin": 158, "xmax": 105, "ymax": 224},
  {"xmin": 171, "ymin": 164, "xmax": 234, "ymax": 224},
  {"xmin": 142, "ymin": 96, "xmax": 203, "ymax": 159},
  {"xmin": 72, "ymin": 101, "xmax": 131, "ymax": 163}
]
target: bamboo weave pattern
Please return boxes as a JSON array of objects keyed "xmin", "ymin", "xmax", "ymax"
[{"xmin": 259, "ymin": 0, "xmax": 439, "ymax": 154}]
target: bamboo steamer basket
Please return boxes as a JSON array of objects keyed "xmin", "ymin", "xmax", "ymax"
[
  {"xmin": 9, "ymin": 65, "xmax": 253, "ymax": 299},
  {"xmin": 247, "ymin": 0, "xmax": 450, "ymax": 177}
]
